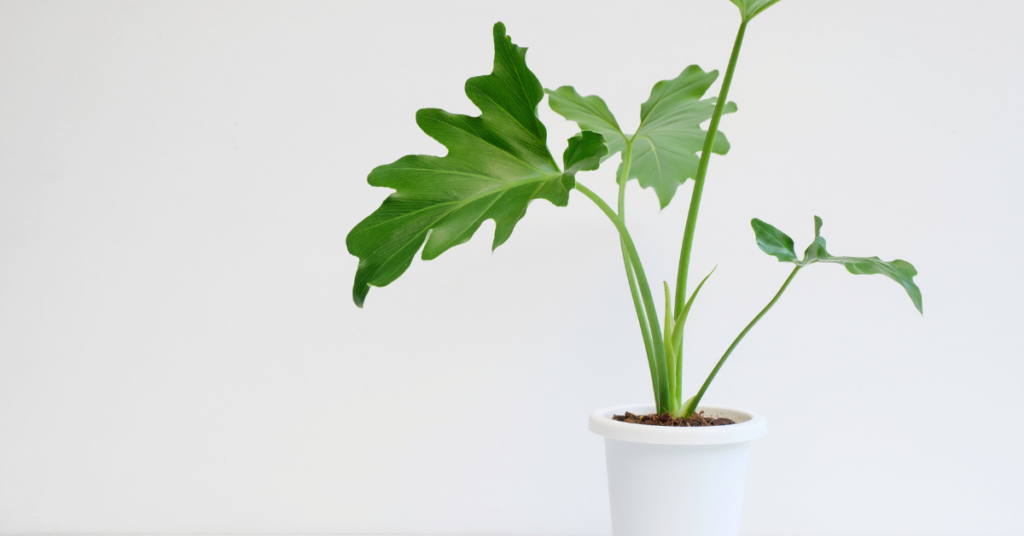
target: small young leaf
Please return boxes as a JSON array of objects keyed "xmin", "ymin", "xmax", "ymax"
[
  {"xmin": 751, "ymin": 219, "xmax": 798, "ymax": 262},
  {"xmin": 728, "ymin": 0, "xmax": 783, "ymax": 21},
  {"xmin": 347, "ymin": 23, "xmax": 580, "ymax": 307},
  {"xmin": 751, "ymin": 216, "xmax": 923, "ymax": 313},
  {"xmin": 802, "ymin": 215, "xmax": 828, "ymax": 262},
  {"xmin": 562, "ymin": 131, "xmax": 609, "ymax": 179},
  {"xmin": 671, "ymin": 265, "xmax": 716, "ymax": 350}
]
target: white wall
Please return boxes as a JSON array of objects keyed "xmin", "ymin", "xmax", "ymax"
[{"xmin": 2, "ymin": 1, "xmax": 1022, "ymax": 534}]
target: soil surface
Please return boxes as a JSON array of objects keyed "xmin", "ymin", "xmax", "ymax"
[{"xmin": 612, "ymin": 411, "xmax": 735, "ymax": 427}]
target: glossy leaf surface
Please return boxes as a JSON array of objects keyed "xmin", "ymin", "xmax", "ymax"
[
  {"xmin": 751, "ymin": 218, "xmax": 797, "ymax": 262},
  {"xmin": 347, "ymin": 23, "xmax": 599, "ymax": 307},
  {"xmin": 751, "ymin": 216, "xmax": 923, "ymax": 313},
  {"xmin": 563, "ymin": 130, "xmax": 609, "ymax": 175}
]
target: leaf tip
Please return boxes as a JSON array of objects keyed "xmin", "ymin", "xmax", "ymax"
[
  {"xmin": 353, "ymin": 284, "xmax": 368, "ymax": 309},
  {"xmin": 909, "ymin": 290, "xmax": 924, "ymax": 315}
]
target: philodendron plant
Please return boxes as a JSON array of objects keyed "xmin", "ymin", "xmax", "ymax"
[{"xmin": 347, "ymin": 0, "xmax": 922, "ymax": 418}]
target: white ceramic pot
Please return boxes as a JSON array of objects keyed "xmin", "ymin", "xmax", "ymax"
[{"xmin": 589, "ymin": 404, "xmax": 767, "ymax": 536}]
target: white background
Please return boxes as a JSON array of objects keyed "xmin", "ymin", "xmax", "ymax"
[{"xmin": 2, "ymin": 1, "xmax": 1023, "ymax": 534}]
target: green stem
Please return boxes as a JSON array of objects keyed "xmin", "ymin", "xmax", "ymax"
[
  {"xmin": 675, "ymin": 331, "xmax": 683, "ymax": 411},
  {"xmin": 674, "ymin": 19, "xmax": 748, "ymax": 315},
  {"xmin": 576, "ymin": 181, "xmax": 671, "ymax": 412},
  {"xmin": 615, "ymin": 142, "xmax": 658, "ymax": 402},
  {"xmin": 622, "ymin": 253, "xmax": 658, "ymax": 402},
  {"xmin": 617, "ymin": 141, "xmax": 633, "ymax": 217},
  {"xmin": 662, "ymin": 282, "xmax": 677, "ymax": 408},
  {"xmin": 681, "ymin": 265, "xmax": 800, "ymax": 417}
]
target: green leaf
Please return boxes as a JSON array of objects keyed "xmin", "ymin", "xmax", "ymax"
[
  {"xmin": 751, "ymin": 218, "xmax": 798, "ymax": 262},
  {"xmin": 563, "ymin": 131, "xmax": 609, "ymax": 177},
  {"xmin": 751, "ymin": 216, "xmax": 923, "ymax": 313},
  {"xmin": 623, "ymin": 66, "xmax": 737, "ymax": 208},
  {"xmin": 347, "ymin": 22, "xmax": 596, "ymax": 307},
  {"xmin": 547, "ymin": 66, "xmax": 736, "ymax": 208},
  {"xmin": 802, "ymin": 215, "xmax": 829, "ymax": 262},
  {"xmin": 545, "ymin": 87, "xmax": 627, "ymax": 160},
  {"xmin": 670, "ymin": 264, "xmax": 715, "ymax": 350},
  {"xmin": 728, "ymin": 0, "xmax": 783, "ymax": 21}
]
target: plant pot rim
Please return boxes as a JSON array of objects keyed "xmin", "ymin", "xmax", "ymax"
[{"xmin": 589, "ymin": 403, "xmax": 767, "ymax": 445}]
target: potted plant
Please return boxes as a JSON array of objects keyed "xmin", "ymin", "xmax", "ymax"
[{"xmin": 346, "ymin": 1, "xmax": 922, "ymax": 534}]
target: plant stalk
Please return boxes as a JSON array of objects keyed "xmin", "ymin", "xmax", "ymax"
[
  {"xmin": 681, "ymin": 265, "xmax": 800, "ymax": 417},
  {"xmin": 662, "ymin": 282, "xmax": 677, "ymax": 409},
  {"xmin": 615, "ymin": 142, "xmax": 659, "ymax": 403},
  {"xmin": 576, "ymin": 181, "xmax": 671, "ymax": 412},
  {"xmin": 674, "ymin": 19, "xmax": 748, "ymax": 315}
]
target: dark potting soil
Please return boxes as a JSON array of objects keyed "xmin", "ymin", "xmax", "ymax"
[{"xmin": 612, "ymin": 411, "xmax": 735, "ymax": 427}]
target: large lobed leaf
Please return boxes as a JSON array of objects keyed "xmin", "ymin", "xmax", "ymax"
[
  {"xmin": 347, "ymin": 23, "xmax": 605, "ymax": 307},
  {"xmin": 547, "ymin": 66, "xmax": 736, "ymax": 208},
  {"xmin": 751, "ymin": 216, "xmax": 923, "ymax": 313}
]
